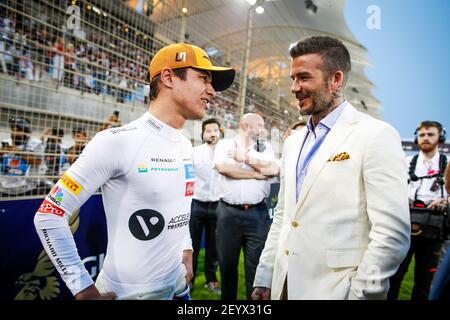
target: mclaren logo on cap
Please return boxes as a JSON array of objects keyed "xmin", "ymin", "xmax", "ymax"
[
  {"xmin": 202, "ymin": 55, "xmax": 210, "ymax": 61},
  {"xmin": 175, "ymin": 52, "xmax": 187, "ymax": 62}
]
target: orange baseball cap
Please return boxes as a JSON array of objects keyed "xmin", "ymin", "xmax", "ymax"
[{"xmin": 147, "ymin": 43, "xmax": 235, "ymax": 91}]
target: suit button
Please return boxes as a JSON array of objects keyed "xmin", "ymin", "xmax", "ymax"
[
  {"xmin": 285, "ymin": 249, "xmax": 289, "ymax": 256},
  {"xmin": 291, "ymin": 221, "xmax": 299, "ymax": 228}
]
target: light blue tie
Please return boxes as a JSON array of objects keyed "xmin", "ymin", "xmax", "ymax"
[{"xmin": 296, "ymin": 133, "xmax": 327, "ymax": 200}]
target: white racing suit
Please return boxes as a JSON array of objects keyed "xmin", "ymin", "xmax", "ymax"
[{"xmin": 34, "ymin": 112, "xmax": 194, "ymax": 299}]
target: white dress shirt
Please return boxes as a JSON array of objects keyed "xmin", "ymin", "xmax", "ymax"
[
  {"xmin": 407, "ymin": 151, "xmax": 448, "ymax": 204},
  {"xmin": 192, "ymin": 143, "xmax": 220, "ymax": 202},
  {"xmin": 296, "ymin": 101, "xmax": 347, "ymax": 200},
  {"xmin": 214, "ymin": 137, "xmax": 276, "ymax": 205}
]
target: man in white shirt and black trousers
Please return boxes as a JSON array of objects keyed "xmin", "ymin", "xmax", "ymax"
[
  {"xmin": 214, "ymin": 113, "xmax": 279, "ymax": 300},
  {"xmin": 189, "ymin": 118, "xmax": 223, "ymax": 295},
  {"xmin": 388, "ymin": 120, "xmax": 449, "ymax": 300}
]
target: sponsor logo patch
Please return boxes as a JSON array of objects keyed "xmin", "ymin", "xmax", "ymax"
[
  {"xmin": 128, "ymin": 209, "xmax": 165, "ymax": 241},
  {"xmin": 60, "ymin": 173, "xmax": 83, "ymax": 195},
  {"xmin": 146, "ymin": 118, "xmax": 163, "ymax": 132},
  {"xmin": 167, "ymin": 213, "xmax": 190, "ymax": 230},
  {"xmin": 185, "ymin": 181, "xmax": 195, "ymax": 196},
  {"xmin": 184, "ymin": 164, "xmax": 195, "ymax": 179},
  {"xmin": 138, "ymin": 164, "xmax": 148, "ymax": 173},
  {"xmin": 175, "ymin": 52, "xmax": 187, "ymax": 62},
  {"xmin": 151, "ymin": 158, "xmax": 176, "ymax": 163},
  {"xmin": 37, "ymin": 200, "xmax": 65, "ymax": 217},
  {"xmin": 150, "ymin": 167, "xmax": 178, "ymax": 172},
  {"xmin": 150, "ymin": 158, "xmax": 179, "ymax": 172},
  {"xmin": 47, "ymin": 185, "xmax": 64, "ymax": 206},
  {"xmin": 109, "ymin": 126, "xmax": 138, "ymax": 134}
]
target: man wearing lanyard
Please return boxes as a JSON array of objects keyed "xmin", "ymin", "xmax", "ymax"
[
  {"xmin": 252, "ymin": 36, "xmax": 410, "ymax": 300},
  {"xmin": 214, "ymin": 113, "xmax": 279, "ymax": 300},
  {"xmin": 189, "ymin": 118, "xmax": 223, "ymax": 295},
  {"xmin": 388, "ymin": 121, "xmax": 448, "ymax": 300}
]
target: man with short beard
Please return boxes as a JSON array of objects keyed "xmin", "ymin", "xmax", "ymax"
[
  {"xmin": 388, "ymin": 121, "xmax": 448, "ymax": 300},
  {"xmin": 189, "ymin": 118, "xmax": 223, "ymax": 294},
  {"xmin": 33, "ymin": 43, "xmax": 235, "ymax": 300},
  {"xmin": 252, "ymin": 36, "xmax": 410, "ymax": 300}
]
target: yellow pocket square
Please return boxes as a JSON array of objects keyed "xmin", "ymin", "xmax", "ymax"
[{"xmin": 328, "ymin": 152, "xmax": 350, "ymax": 162}]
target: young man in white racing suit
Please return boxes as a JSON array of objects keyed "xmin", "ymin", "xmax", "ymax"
[{"xmin": 34, "ymin": 43, "xmax": 235, "ymax": 300}]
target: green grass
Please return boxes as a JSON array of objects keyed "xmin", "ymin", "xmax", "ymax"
[
  {"xmin": 191, "ymin": 249, "xmax": 247, "ymax": 300},
  {"xmin": 191, "ymin": 249, "xmax": 415, "ymax": 300},
  {"xmin": 398, "ymin": 257, "xmax": 414, "ymax": 300}
]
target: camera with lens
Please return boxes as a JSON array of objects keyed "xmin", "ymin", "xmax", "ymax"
[{"xmin": 410, "ymin": 199, "xmax": 449, "ymax": 240}]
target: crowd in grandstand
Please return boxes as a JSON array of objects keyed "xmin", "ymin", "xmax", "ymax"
[
  {"xmin": 1, "ymin": 14, "xmax": 148, "ymax": 103},
  {"xmin": 0, "ymin": 13, "xmax": 247, "ymax": 129},
  {"xmin": 1, "ymin": 7, "xmax": 288, "ymax": 132}
]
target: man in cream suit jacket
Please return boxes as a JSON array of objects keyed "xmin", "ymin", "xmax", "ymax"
[{"xmin": 252, "ymin": 36, "xmax": 410, "ymax": 300}]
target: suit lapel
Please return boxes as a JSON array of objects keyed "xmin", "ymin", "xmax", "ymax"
[{"xmin": 294, "ymin": 104, "xmax": 362, "ymax": 214}]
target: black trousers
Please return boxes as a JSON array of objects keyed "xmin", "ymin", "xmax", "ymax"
[
  {"xmin": 189, "ymin": 199, "xmax": 219, "ymax": 284},
  {"xmin": 388, "ymin": 235, "xmax": 442, "ymax": 300},
  {"xmin": 216, "ymin": 199, "xmax": 270, "ymax": 300}
]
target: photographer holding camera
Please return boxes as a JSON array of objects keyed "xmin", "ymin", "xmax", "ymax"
[{"xmin": 388, "ymin": 121, "xmax": 449, "ymax": 300}]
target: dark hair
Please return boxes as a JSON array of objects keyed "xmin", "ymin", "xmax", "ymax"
[
  {"xmin": 289, "ymin": 36, "xmax": 351, "ymax": 84},
  {"xmin": 149, "ymin": 68, "xmax": 188, "ymax": 101},
  {"xmin": 291, "ymin": 121, "xmax": 307, "ymax": 130},
  {"xmin": 414, "ymin": 120, "xmax": 446, "ymax": 144},
  {"xmin": 51, "ymin": 128, "xmax": 64, "ymax": 138},
  {"xmin": 416, "ymin": 121, "xmax": 443, "ymax": 134},
  {"xmin": 72, "ymin": 124, "xmax": 87, "ymax": 135},
  {"xmin": 201, "ymin": 118, "xmax": 223, "ymax": 140}
]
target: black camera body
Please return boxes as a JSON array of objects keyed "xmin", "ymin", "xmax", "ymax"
[
  {"xmin": 410, "ymin": 200, "xmax": 449, "ymax": 240},
  {"xmin": 408, "ymin": 153, "xmax": 448, "ymax": 240}
]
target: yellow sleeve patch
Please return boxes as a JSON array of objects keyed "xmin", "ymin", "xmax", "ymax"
[{"xmin": 60, "ymin": 173, "xmax": 83, "ymax": 195}]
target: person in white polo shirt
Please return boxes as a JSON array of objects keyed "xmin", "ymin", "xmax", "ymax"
[
  {"xmin": 189, "ymin": 118, "xmax": 223, "ymax": 295},
  {"xmin": 214, "ymin": 113, "xmax": 279, "ymax": 300}
]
